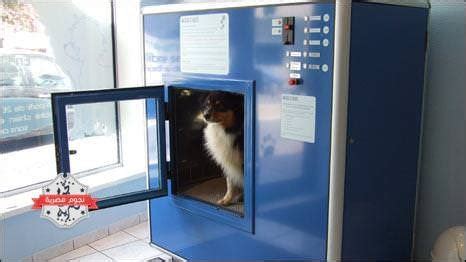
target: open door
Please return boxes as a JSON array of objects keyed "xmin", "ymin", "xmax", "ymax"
[{"xmin": 51, "ymin": 86, "xmax": 168, "ymax": 210}]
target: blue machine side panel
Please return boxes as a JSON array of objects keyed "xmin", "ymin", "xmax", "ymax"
[
  {"xmin": 144, "ymin": 3, "xmax": 335, "ymax": 260},
  {"xmin": 342, "ymin": 3, "xmax": 429, "ymax": 260}
]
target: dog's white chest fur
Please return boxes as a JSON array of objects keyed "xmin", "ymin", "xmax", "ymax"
[{"xmin": 204, "ymin": 123, "xmax": 243, "ymax": 187}]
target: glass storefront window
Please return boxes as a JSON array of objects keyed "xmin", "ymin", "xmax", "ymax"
[{"xmin": 0, "ymin": 0, "xmax": 116, "ymax": 194}]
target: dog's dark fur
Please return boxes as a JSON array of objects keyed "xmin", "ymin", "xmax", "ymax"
[{"xmin": 202, "ymin": 92, "xmax": 243, "ymax": 149}]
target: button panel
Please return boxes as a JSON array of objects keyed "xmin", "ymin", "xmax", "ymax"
[{"xmin": 277, "ymin": 12, "xmax": 333, "ymax": 86}]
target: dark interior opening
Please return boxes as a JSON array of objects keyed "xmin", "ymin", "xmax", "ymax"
[{"xmin": 169, "ymin": 88, "xmax": 244, "ymax": 215}]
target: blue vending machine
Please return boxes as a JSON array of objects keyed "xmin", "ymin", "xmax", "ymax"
[{"xmin": 52, "ymin": 0, "xmax": 430, "ymax": 260}]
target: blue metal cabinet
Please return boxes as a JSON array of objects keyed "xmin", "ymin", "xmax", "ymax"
[
  {"xmin": 52, "ymin": 1, "xmax": 429, "ymax": 260},
  {"xmin": 144, "ymin": 3, "xmax": 335, "ymax": 260}
]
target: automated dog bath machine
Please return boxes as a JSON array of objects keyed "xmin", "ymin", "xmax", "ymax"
[{"xmin": 52, "ymin": 0, "xmax": 430, "ymax": 260}]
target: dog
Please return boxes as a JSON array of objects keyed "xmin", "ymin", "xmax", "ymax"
[{"xmin": 201, "ymin": 91, "xmax": 244, "ymax": 206}]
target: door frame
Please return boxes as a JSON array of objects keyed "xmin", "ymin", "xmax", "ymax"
[
  {"xmin": 51, "ymin": 86, "xmax": 168, "ymax": 210},
  {"xmin": 161, "ymin": 76, "xmax": 255, "ymax": 233}
]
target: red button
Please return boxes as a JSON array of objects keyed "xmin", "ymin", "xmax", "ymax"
[
  {"xmin": 288, "ymin": 78, "xmax": 298, "ymax": 85},
  {"xmin": 284, "ymin": 24, "xmax": 292, "ymax": 30}
]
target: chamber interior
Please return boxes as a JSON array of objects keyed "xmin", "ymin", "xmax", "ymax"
[{"xmin": 170, "ymin": 88, "xmax": 244, "ymax": 215}]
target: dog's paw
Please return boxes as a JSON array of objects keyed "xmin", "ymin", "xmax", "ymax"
[
  {"xmin": 235, "ymin": 193, "xmax": 244, "ymax": 203},
  {"xmin": 217, "ymin": 196, "xmax": 232, "ymax": 206}
]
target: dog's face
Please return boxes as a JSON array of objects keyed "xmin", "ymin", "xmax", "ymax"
[{"xmin": 201, "ymin": 92, "xmax": 242, "ymax": 128}]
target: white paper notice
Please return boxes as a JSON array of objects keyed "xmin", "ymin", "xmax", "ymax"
[
  {"xmin": 180, "ymin": 13, "xmax": 229, "ymax": 75},
  {"xmin": 281, "ymin": 94, "xmax": 316, "ymax": 143}
]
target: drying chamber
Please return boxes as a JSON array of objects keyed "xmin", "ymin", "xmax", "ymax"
[{"xmin": 52, "ymin": 0, "xmax": 430, "ymax": 260}]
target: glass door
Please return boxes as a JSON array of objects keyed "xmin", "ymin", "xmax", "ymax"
[{"xmin": 51, "ymin": 86, "xmax": 168, "ymax": 209}]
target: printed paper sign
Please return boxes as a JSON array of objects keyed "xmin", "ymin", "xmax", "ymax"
[
  {"xmin": 180, "ymin": 13, "xmax": 229, "ymax": 75},
  {"xmin": 32, "ymin": 173, "xmax": 98, "ymax": 228},
  {"xmin": 281, "ymin": 94, "xmax": 316, "ymax": 143}
]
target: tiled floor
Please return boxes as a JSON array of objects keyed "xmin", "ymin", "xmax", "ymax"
[{"xmin": 49, "ymin": 222, "xmax": 168, "ymax": 261}]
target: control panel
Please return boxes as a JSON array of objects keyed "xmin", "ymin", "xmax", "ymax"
[{"xmin": 273, "ymin": 13, "xmax": 333, "ymax": 87}]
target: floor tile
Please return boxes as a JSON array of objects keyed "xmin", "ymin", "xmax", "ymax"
[
  {"xmin": 88, "ymin": 231, "xmax": 137, "ymax": 251},
  {"xmin": 49, "ymin": 245, "xmax": 96, "ymax": 262},
  {"xmin": 21, "ymin": 256, "xmax": 33, "ymax": 262},
  {"xmin": 33, "ymin": 239, "xmax": 74, "ymax": 261},
  {"xmin": 124, "ymin": 222, "xmax": 149, "ymax": 240},
  {"xmin": 146, "ymin": 253, "xmax": 173, "ymax": 262},
  {"xmin": 73, "ymin": 228, "xmax": 108, "ymax": 249},
  {"xmin": 139, "ymin": 212, "xmax": 149, "ymax": 222},
  {"xmin": 70, "ymin": 252, "xmax": 112, "ymax": 262},
  {"xmin": 108, "ymin": 214, "xmax": 140, "ymax": 235},
  {"xmin": 101, "ymin": 240, "xmax": 163, "ymax": 261}
]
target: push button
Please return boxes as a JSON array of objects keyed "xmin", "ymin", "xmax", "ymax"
[
  {"xmin": 323, "ymin": 26, "xmax": 330, "ymax": 34},
  {"xmin": 288, "ymin": 78, "xmax": 299, "ymax": 85},
  {"xmin": 323, "ymin": 14, "xmax": 330, "ymax": 22}
]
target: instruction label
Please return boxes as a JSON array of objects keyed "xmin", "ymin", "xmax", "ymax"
[
  {"xmin": 281, "ymin": 94, "xmax": 316, "ymax": 143},
  {"xmin": 180, "ymin": 13, "xmax": 229, "ymax": 75}
]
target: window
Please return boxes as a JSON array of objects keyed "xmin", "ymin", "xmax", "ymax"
[
  {"xmin": 66, "ymin": 102, "xmax": 120, "ymax": 174},
  {"xmin": 0, "ymin": 0, "xmax": 116, "ymax": 195},
  {"xmin": 52, "ymin": 87, "xmax": 166, "ymax": 203}
]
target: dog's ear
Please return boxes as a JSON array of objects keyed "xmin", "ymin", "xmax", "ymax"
[{"xmin": 197, "ymin": 93, "xmax": 208, "ymax": 106}]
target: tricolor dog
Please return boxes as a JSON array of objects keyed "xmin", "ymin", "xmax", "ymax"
[{"xmin": 201, "ymin": 91, "xmax": 244, "ymax": 206}]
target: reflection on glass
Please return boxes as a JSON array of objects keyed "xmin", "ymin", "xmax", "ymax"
[
  {"xmin": 146, "ymin": 98, "xmax": 159, "ymax": 189},
  {"xmin": 0, "ymin": 1, "xmax": 114, "ymax": 194},
  {"xmin": 66, "ymin": 102, "xmax": 119, "ymax": 174},
  {"xmin": 80, "ymin": 98, "xmax": 162, "ymax": 199}
]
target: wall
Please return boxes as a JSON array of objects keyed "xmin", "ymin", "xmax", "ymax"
[
  {"xmin": 0, "ymin": 177, "xmax": 147, "ymax": 260},
  {"xmin": 414, "ymin": 0, "xmax": 466, "ymax": 259}
]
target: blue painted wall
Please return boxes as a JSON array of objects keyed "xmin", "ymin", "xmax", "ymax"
[
  {"xmin": 414, "ymin": 0, "xmax": 466, "ymax": 259},
  {"xmin": 0, "ymin": 176, "xmax": 147, "ymax": 260}
]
